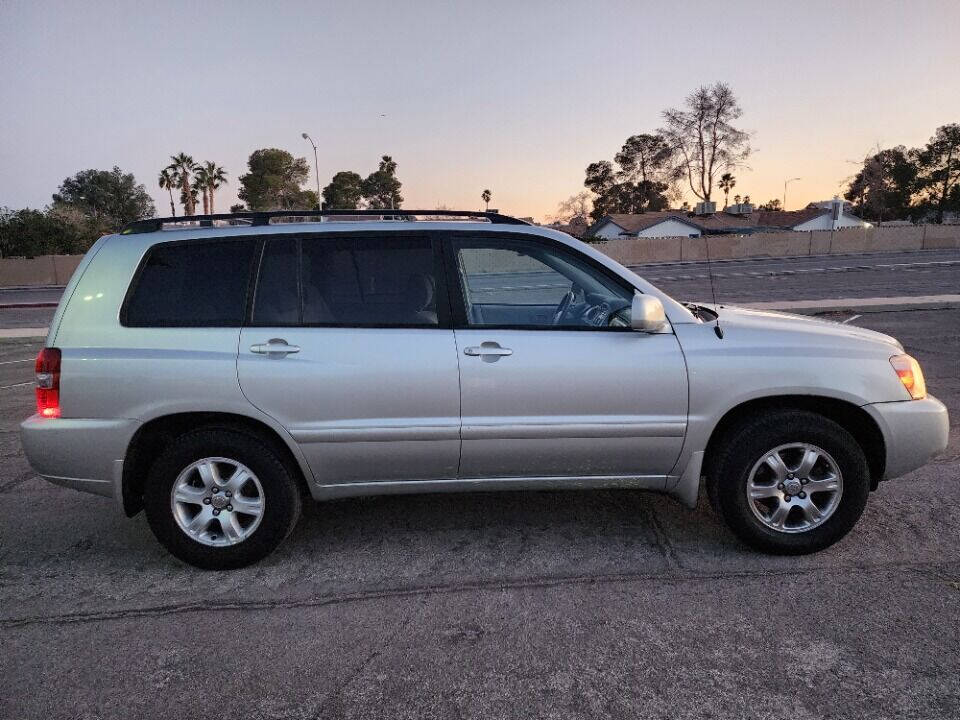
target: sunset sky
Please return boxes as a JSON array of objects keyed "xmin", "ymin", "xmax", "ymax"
[{"xmin": 2, "ymin": 0, "xmax": 959, "ymax": 222}]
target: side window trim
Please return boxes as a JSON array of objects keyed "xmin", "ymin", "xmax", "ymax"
[
  {"xmin": 245, "ymin": 231, "xmax": 453, "ymax": 330},
  {"xmin": 441, "ymin": 232, "xmax": 637, "ymax": 332}
]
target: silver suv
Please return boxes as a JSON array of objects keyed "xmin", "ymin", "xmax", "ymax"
[{"xmin": 20, "ymin": 210, "xmax": 949, "ymax": 569}]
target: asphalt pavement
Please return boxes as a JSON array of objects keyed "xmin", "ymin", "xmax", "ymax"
[
  {"xmin": 629, "ymin": 247, "xmax": 960, "ymax": 304},
  {"xmin": 1, "ymin": 250, "xmax": 959, "ymax": 719}
]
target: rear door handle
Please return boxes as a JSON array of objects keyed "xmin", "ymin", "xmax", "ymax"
[
  {"xmin": 250, "ymin": 338, "xmax": 300, "ymax": 356},
  {"xmin": 464, "ymin": 341, "xmax": 512, "ymax": 362}
]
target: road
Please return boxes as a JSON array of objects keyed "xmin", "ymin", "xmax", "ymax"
[
  {"xmin": 628, "ymin": 247, "xmax": 960, "ymax": 305},
  {"xmin": 1, "ymin": 252, "xmax": 959, "ymax": 719}
]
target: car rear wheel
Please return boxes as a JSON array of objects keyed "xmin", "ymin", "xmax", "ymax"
[
  {"xmin": 707, "ymin": 410, "xmax": 870, "ymax": 554},
  {"xmin": 144, "ymin": 429, "xmax": 302, "ymax": 569}
]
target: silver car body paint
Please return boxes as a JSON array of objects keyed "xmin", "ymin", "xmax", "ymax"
[{"xmin": 21, "ymin": 221, "xmax": 950, "ymax": 511}]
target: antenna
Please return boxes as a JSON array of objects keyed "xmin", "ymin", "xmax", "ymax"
[{"xmin": 703, "ymin": 234, "xmax": 724, "ymax": 339}]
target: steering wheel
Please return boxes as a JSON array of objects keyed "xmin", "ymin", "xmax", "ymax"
[{"xmin": 551, "ymin": 289, "xmax": 576, "ymax": 326}]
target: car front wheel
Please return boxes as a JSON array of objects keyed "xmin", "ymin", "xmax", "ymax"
[{"xmin": 707, "ymin": 410, "xmax": 871, "ymax": 554}]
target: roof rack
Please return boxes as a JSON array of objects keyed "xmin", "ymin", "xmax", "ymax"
[{"xmin": 120, "ymin": 209, "xmax": 530, "ymax": 234}]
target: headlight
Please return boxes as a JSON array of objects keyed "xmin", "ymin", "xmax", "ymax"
[{"xmin": 889, "ymin": 354, "xmax": 927, "ymax": 400}]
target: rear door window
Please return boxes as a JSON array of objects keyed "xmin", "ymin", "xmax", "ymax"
[
  {"xmin": 252, "ymin": 234, "xmax": 440, "ymax": 327},
  {"xmin": 123, "ymin": 238, "xmax": 257, "ymax": 327}
]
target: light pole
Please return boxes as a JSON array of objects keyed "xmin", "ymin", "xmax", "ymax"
[
  {"xmin": 301, "ymin": 132, "xmax": 321, "ymax": 208},
  {"xmin": 783, "ymin": 177, "xmax": 801, "ymax": 211}
]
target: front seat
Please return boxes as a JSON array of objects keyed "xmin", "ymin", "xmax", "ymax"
[{"xmin": 400, "ymin": 273, "xmax": 437, "ymax": 324}]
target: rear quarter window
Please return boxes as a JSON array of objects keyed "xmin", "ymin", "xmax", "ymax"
[{"xmin": 122, "ymin": 238, "xmax": 256, "ymax": 327}]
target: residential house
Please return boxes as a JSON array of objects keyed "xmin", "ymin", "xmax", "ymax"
[{"xmin": 587, "ymin": 198, "xmax": 870, "ymax": 240}]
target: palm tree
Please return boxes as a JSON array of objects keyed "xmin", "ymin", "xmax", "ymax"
[
  {"xmin": 167, "ymin": 153, "xmax": 198, "ymax": 215},
  {"xmin": 202, "ymin": 161, "xmax": 228, "ymax": 214},
  {"xmin": 718, "ymin": 172, "xmax": 736, "ymax": 209},
  {"xmin": 481, "ymin": 189, "xmax": 492, "ymax": 211},
  {"xmin": 158, "ymin": 169, "xmax": 177, "ymax": 216},
  {"xmin": 193, "ymin": 164, "xmax": 211, "ymax": 215},
  {"xmin": 733, "ymin": 194, "xmax": 742, "ymax": 205}
]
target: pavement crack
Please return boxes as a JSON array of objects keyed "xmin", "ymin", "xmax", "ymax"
[
  {"xmin": 5, "ymin": 558, "xmax": 959, "ymax": 630},
  {"xmin": 644, "ymin": 505, "xmax": 683, "ymax": 571}
]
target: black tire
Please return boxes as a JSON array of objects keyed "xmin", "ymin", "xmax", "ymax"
[
  {"xmin": 144, "ymin": 428, "xmax": 302, "ymax": 569},
  {"xmin": 706, "ymin": 410, "xmax": 870, "ymax": 554}
]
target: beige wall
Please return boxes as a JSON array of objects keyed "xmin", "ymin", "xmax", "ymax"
[
  {"xmin": 0, "ymin": 255, "xmax": 84, "ymax": 288},
  {"xmin": 593, "ymin": 225, "xmax": 960, "ymax": 265}
]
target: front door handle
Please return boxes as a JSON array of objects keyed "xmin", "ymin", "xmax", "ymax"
[
  {"xmin": 250, "ymin": 338, "xmax": 300, "ymax": 356},
  {"xmin": 464, "ymin": 341, "xmax": 513, "ymax": 362}
]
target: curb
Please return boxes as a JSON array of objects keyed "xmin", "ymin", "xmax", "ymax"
[
  {"xmin": 742, "ymin": 295, "xmax": 960, "ymax": 315},
  {"xmin": 0, "ymin": 302, "xmax": 59, "ymax": 309},
  {"xmin": 0, "ymin": 327, "xmax": 49, "ymax": 339}
]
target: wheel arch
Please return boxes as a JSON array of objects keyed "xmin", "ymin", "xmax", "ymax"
[
  {"xmin": 702, "ymin": 395, "xmax": 886, "ymax": 490},
  {"xmin": 121, "ymin": 411, "xmax": 313, "ymax": 517}
]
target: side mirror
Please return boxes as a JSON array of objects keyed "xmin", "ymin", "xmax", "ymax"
[{"xmin": 631, "ymin": 293, "xmax": 667, "ymax": 332}]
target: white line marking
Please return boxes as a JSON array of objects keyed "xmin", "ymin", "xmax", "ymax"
[
  {"xmin": 0, "ymin": 381, "xmax": 33, "ymax": 390},
  {"xmin": 842, "ymin": 314, "xmax": 862, "ymax": 324},
  {"xmin": 0, "ymin": 358, "xmax": 32, "ymax": 365}
]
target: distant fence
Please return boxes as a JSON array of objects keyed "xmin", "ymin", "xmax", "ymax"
[
  {"xmin": 1, "ymin": 225, "xmax": 959, "ymax": 288},
  {"xmin": 593, "ymin": 224, "xmax": 960, "ymax": 265}
]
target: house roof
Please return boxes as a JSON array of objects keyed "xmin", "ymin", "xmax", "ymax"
[
  {"xmin": 591, "ymin": 205, "xmax": 841, "ymax": 237},
  {"xmin": 600, "ymin": 212, "xmax": 701, "ymax": 234},
  {"xmin": 751, "ymin": 207, "xmax": 829, "ymax": 229}
]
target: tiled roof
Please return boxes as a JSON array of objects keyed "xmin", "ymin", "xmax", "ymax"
[
  {"xmin": 601, "ymin": 212, "xmax": 700, "ymax": 233},
  {"xmin": 592, "ymin": 206, "xmax": 835, "ymax": 236},
  {"xmin": 751, "ymin": 207, "xmax": 829, "ymax": 228}
]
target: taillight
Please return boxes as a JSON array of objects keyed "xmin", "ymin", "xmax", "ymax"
[{"xmin": 35, "ymin": 347, "xmax": 61, "ymax": 418}]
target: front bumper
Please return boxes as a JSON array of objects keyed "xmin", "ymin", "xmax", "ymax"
[
  {"xmin": 20, "ymin": 415, "xmax": 140, "ymax": 507},
  {"xmin": 863, "ymin": 396, "xmax": 949, "ymax": 480}
]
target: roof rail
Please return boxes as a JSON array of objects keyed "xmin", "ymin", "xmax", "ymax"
[{"xmin": 120, "ymin": 209, "xmax": 530, "ymax": 234}]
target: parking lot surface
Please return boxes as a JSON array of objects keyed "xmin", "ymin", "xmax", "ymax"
[{"xmin": 1, "ymin": 290, "xmax": 958, "ymax": 716}]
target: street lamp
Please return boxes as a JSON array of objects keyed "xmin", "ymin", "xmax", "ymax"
[
  {"xmin": 301, "ymin": 132, "xmax": 321, "ymax": 208},
  {"xmin": 783, "ymin": 177, "xmax": 801, "ymax": 211}
]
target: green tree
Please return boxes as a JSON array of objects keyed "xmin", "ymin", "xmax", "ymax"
[
  {"xmin": 584, "ymin": 159, "xmax": 669, "ymax": 221},
  {"xmin": 51, "ymin": 166, "xmax": 155, "ymax": 235},
  {"xmin": 158, "ymin": 168, "xmax": 177, "ymax": 216},
  {"xmin": 757, "ymin": 198, "xmax": 782, "ymax": 211},
  {"xmin": 481, "ymin": 189, "xmax": 492, "ymax": 210},
  {"xmin": 0, "ymin": 207, "xmax": 86, "ymax": 257},
  {"xmin": 844, "ymin": 146, "xmax": 917, "ymax": 222},
  {"xmin": 913, "ymin": 124, "xmax": 960, "ymax": 223},
  {"xmin": 322, "ymin": 171, "xmax": 364, "ymax": 209},
  {"xmin": 584, "ymin": 134, "xmax": 676, "ymax": 221},
  {"xmin": 361, "ymin": 155, "xmax": 403, "ymax": 209},
  {"xmin": 660, "ymin": 82, "xmax": 751, "ymax": 203},
  {"xmin": 238, "ymin": 148, "xmax": 314, "ymax": 210},
  {"xmin": 718, "ymin": 172, "xmax": 736, "ymax": 208},
  {"xmin": 167, "ymin": 153, "xmax": 198, "ymax": 215}
]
